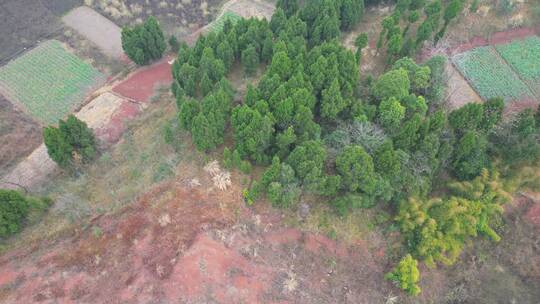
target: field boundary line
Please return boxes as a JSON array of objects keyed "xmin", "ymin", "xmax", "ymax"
[
  {"xmin": 493, "ymin": 38, "xmax": 540, "ymax": 100},
  {"xmin": 490, "ymin": 45, "xmax": 538, "ymax": 100}
]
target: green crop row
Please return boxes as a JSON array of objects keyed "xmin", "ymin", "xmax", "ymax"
[
  {"xmin": 452, "ymin": 46, "xmax": 534, "ymax": 102},
  {"xmin": 495, "ymin": 35, "xmax": 540, "ymax": 97},
  {"xmin": 0, "ymin": 40, "xmax": 105, "ymax": 125}
]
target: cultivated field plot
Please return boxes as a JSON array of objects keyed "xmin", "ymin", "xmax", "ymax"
[
  {"xmin": 62, "ymin": 6, "xmax": 124, "ymax": 58},
  {"xmin": 0, "ymin": 40, "xmax": 106, "ymax": 125},
  {"xmin": 208, "ymin": 11, "xmax": 242, "ymax": 33},
  {"xmin": 452, "ymin": 46, "xmax": 535, "ymax": 102},
  {"xmin": 495, "ymin": 36, "xmax": 540, "ymax": 97},
  {"xmin": 227, "ymin": 0, "xmax": 275, "ymax": 20}
]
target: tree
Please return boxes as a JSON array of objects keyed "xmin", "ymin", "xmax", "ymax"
[
  {"xmin": 336, "ymin": 145, "xmax": 376, "ymax": 193},
  {"xmin": 480, "ymin": 97, "xmax": 504, "ymax": 132},
  {"xmin": 443, "ymin": 0, "xmax": 463, "ymax": 25},
  {"xmin": 216, "ymin": 40, "xmax": 235, "ymax": 70},
  {"xmin": 354, "ymin": 33, "xmax": 369, "ymax": 62},
  {"xmin": 385, "ymin": 254, "xmax": 421, "ymax": 296},
  {"xmin": 44, "ymin": 115, "xmax": 96, "ymax": 169},
  {"xmin": 241, "ymin": 45, "xmax": 259, "ymax": 76},
  {"xmin": 231, "ymin": 105, "xmax": 275, "ymax": 164},
  {"xmin": 178, "ymin": 99, "xmax": 200, "ymax": 130},
  {"xmin": 448, "ymin": 103, "xmax": 484, "ymax": 134},
  {"xmin": 191, "ymin": 113, "xmax": 220, "ymax": 151},
  {"xmin": 169, "ymin": 35, "xmax": 180, "ymax": 53},
  {"xmin": 121, "ymin": 16, "xmax": 166, "ymax": 65},
  {"xmin": 452, "ymin": 131, "xmax": 488, "ymax": 180},
  {"xmin": 200, "ymin": 73, "xmax": 213, "ymax": 97},
  {"xmin": 270, "ymin": 8, "xmax": 288, "ymax": 34},
  {"xmin": 286, "ymin": 140, "xmax": 327, "ymax": 181},
  {"xmin": 321, "ymin": 79, "xmax": 347, "ymax": 120},
  {"xmin": 277, "ymin": 0, "xmax": 299, "ymax": 17},
  {"xmin": 372, "ymin": 68, "xmax": 411, "ymax": 101},
  {"xmin": 378, "ymin": 97, "xmax": 406, "ymax": 132}
]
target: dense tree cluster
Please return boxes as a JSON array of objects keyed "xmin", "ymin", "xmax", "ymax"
[
  {"xmin": 43, "ymin": 115, "xmax": 97, "ymax": 169},
  {"xmin": 171, "ymin": 1, "xmax": 540, "ymax": 296},
  {"xmin": 121, "ymin": 16, "xmax": 166, "ymax": 65},
  {"xmin": 377, "ymin": 0, "xmax": 464, "ymax": 62}
]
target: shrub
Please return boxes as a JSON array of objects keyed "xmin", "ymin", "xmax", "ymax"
[
  {"xmin": 240, "ymin": 160, "xmax": 252, "ymax": 174},
  {"xmin": 43, "ymin": 115, "xmax": 97, "ymax": 169},
  {"xmin": 0, "ymin": 190, "xmax": 29, "ymax": 238},
  {"xmin": 385, "ymin": 254, "xmax": 421, "ymax": 296}
]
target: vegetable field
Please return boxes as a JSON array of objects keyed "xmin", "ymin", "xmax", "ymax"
[
  {"xmin": 495, "ymin": 36, "xmax": 540, "ymax": 96},
  {"xmin": 0, "ymin": 40, "xmax": 105, "ymax": 125},
  {"xmin": 208, "ymin": 11, "xmax": 242, "ymax": 33},
  {"xmin": 452, "ymin": 46, "xmax": 534, "ymax": 102}
]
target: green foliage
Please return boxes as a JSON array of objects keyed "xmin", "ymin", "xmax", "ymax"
[
  {"xmin": 223, "ymin": 147, "xmax": 233, "ymax": 169},
  {"xmin": 386, "ymin": 254, "xmax": 421, "ymax": 296},
  {"xmin": 231, "ymin": 105, "xmax": 274, "ymax": 164},
  {"xmin": 169, "ymin": 35, "xmax": 180, "ymax": 53},
  {"xmin": 397, "ymin": 169, "xmax": 509, "ymax": 266},
  {"xmin": 378, "ymin": 97, "xmax": 405, "ymax": 131},
  {"xmin": 121, "ymin": 16, "xmax": 166, "ymax": 65},
  {"xmin": 452, "ymin": 131, "xmax": 489, "ymax": 180},
  {"xmin": 243, "ymin": 180, "xmax": 261, "ymax": 205},
  {"xmin": 240, "ymin": 160, "xmax": 252, "ymax": 174},
  {"xmin": 286, "ymin": 140, "xmax": 327, "ymax": 181},
  {"xmin": 241, "ymin": 45, "xmax": 259, "ymax": 76},
  {"xmin": 321, "ymin": 79, "xmax": 347, "ymax": 119},
  {"xmin": 44, "ymin": 115, "xmax": 97, "ymax": 169},
  {"xmin": 0, "ymin": 190, "xmax": 52, "ymax": 238},
  {"xmin": 336, "ymin": 145, "xmax": 376, "ymax": 194},
  {"xmin": 0, "ymin": 190, "xmax": 29, "ymax": 238},
  {"xmin": 178, "ymin": 98, "xmax": 200, "ymax": 130},
  {"xmin": 443, "ymin": 0, "xmax": 463, "ymax": 25},
  {"xmin": 277, "ymin": 0, "xmax": 299, "ymax": 17},
  {"xmin": 470, "ymin": 0, "xmax": 479, "ymax": 12},
  {"xmin": 490, "ymin": 109, "xmax": 540, "ymax": 166},
  {"xmin": 372, "ymin": 68, "xmax": 410, "ymax": 101}
]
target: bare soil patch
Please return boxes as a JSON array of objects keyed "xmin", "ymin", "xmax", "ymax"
[
  {"xmin": 112, "ymin": 56, "xmax": 174, "ymax": 103},
  {"xmin": 0, "ymin": 177, "xmax": 391, "ymax": 303},
  {"xmin": 0, "ymin": 96, "xmax": 41, "ymax": 177},
  {"xmin": 85, "ymin": 0, "xmax": 226, "ymax": 37},
  {"xmin": 62, "ymin": 6, "xmax": 124, "ymax": 59},
  {"xmin": 445, "ymin": 60, "xmax": 482, "ymax": 111},
  {"xmin": 227, "ymin": 0, "xmax": 275, "ymax": 19}
]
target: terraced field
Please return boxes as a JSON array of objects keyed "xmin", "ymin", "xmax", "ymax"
[
  {"xmin": 495, "ymin": 36, "xmax": 540, "ymax": 97},
  {"xmin": 452, "ymin": 46, "xmax": 535, "ymax": 103},
  {"xmin": 0, "ymin": 40, "xmax": 105, "ymax": 125}
]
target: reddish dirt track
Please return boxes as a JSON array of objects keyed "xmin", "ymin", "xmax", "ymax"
[
  {"xmin": 450, "ymin": 25, "xmax": 540, "ymax": 55},
  {"xmin": 94, "ymin": 100, "xmax": 143, "ymax": 145},
  {"xmin": 113, "ymin": 56, "xmax": 174, "ymax": 103}
]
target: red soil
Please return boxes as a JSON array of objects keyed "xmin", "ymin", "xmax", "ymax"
[
  {"xmin": 0, "ymin": 179, "xmax": 382, "ymax": 303},
  {"xmin": 450, "ymin": 25, "xmax": 540, "ymax": 55},
  {"xmin": 525, "ymin": 202, "xmax": 540, "ymax": 230},
  {"xmin": 94, "ymin": 100, "xmax": 143, "ymax": 145},
  {"xmin": 112, "ymin": 56, "xmax": 174, "ymax": 103}
]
